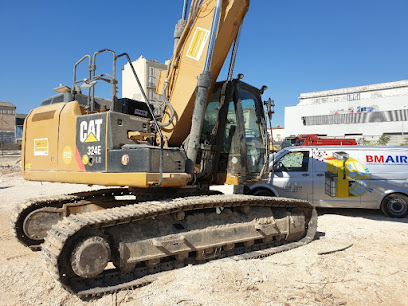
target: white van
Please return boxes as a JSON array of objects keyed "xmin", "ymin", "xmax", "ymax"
[{"xmin": 250, "ymin": 146, "xmax": 408, "ymax": 218}]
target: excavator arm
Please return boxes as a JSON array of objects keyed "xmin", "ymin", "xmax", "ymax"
[{"xmin": 158, "ymin": 0, "xmax": 249, "ymax": 146}]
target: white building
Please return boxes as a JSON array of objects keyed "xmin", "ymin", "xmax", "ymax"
[
  {"xmin": 285, "ymin": 80, "xmax": 408, "ymax": 144},
  {"xmin": 122, "ymin": 56, "xmax": 168, "ymax": 115},
  {"xmin": 267, "ymin": 125, "xmax": 285, "ymax": 142}
]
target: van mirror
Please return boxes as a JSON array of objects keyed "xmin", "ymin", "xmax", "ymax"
[{"xmin": 273, "ymin": 161, "xmax": 286, "ymax": 172}]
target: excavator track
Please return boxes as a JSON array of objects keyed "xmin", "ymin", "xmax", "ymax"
[
  {"xmin": 10, "ymin": 187, "xmax": 217, "ymax": 250},
  {"xmin": 42, "ymin": 194, "xmax": 317, "ymax": 298},
  {"xmin": 10, "ymin": 188, "xmax": 133, "ymax": 250}
]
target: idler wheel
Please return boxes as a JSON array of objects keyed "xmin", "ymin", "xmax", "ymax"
[
  {"xmin": 71, "ymin": 236, "xmax": 111, "ymax": 278},
  {"xmin": 23, "ymin": 207, "xmax": 63, "ymax": 241}
]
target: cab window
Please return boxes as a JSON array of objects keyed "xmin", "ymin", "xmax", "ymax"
[
  {"xmin": 203, "ymin": 88, "xmax": 238, "ymax": 154},
  {"xmin": 274, "ymin": 151, "xmax": 309, "ymax": 172},
  {"xmin": 240, "ymin": 90, "xmax": 265, "ymax": 173}
]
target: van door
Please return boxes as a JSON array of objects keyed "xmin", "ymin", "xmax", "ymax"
[
  {"xmin": 311, "ymin": 149, "xmax": 362, "ymax": 207},
  {"xmin": 270, "ymin": 150, "xmax": 313, "ymax": 201}
]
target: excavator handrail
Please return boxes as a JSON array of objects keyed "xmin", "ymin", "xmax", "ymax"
[
  {"xmin": 72, "ymin": 54, "xmax": 92, "ymax": 109},
  {"xmin": 91, "ymin": 49, "xmax": 117, "ymax": 112}
]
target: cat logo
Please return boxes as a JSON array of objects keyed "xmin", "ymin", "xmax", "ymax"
[{"xmin": 79, "ymin": 119, "xmax": 103, "ymax": 143}]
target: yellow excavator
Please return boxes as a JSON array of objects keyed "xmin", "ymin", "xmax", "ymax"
[{"xmin": 11, "ymin": 0, "xmax": 317, "ymax": 297}]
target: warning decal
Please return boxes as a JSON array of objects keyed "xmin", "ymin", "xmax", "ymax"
[
  {"xmin": 34, "ymin": 138, "xmax": 48, "ymax": 156},
  {"xmin": 186, "ymin": 27, "xmax": 210, "ymax": 61}
]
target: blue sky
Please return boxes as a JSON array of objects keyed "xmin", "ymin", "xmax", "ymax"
[{"xmin": 1, "ymin": 0, "xmax": 407, "ymax": 126}]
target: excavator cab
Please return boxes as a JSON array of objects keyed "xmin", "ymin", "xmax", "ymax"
[{"xmin": 202, "ymin": 79, "xmax": 268, "ymax": 185}]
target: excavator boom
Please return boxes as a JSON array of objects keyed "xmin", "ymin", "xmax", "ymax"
[{"xmin": 159, "ymin": 0, "xmax": 249, "ymax": 146}]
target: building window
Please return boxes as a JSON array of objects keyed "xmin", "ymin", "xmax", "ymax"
[
  {"xmin": 16, "ymin": 126, "xmax": 24, "ymax": 139},
  {"xmin": 149, "ymin": 67, "xmax": 154, "ymax": 76},
  {"xmin": 347, "ymin": 93, "xmax": 360, "ymax": 101},
  {"xmin": 302, "ymin": 109, "xmax": 408, "ymax": 126},
  {"xmin": 149, "ymin": 76, "xmax": 156, "ymax": 88}
]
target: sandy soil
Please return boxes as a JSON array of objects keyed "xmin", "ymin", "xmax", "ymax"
[{"xmin": 0, "ymin": 155, "xmax": 407, "ymax": 305}]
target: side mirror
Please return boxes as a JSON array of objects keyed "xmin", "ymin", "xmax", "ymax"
[{"xmin": 259, "ymin": 85, "xmax": 268, "ymax": 94}]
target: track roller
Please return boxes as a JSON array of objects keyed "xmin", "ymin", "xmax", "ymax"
[{"xmin": 71, "ymin": 236, "xmax": 111, "ymax": 278}]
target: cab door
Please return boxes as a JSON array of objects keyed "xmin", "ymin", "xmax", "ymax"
[
  {"xmin": 202, "ymin": 80, "xmax": 268, "ymax": 185},
  {"xmin": 270, "ymin": 150, "xmax": 313, "ymax": 201}
]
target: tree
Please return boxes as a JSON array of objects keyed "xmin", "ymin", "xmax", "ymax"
[
  {"xmin": 377, "ymin": 134, "xmax": 390, "ymax": 146},
  {"xmin": 401, "ymin": 137, "xmax": 408, "ymax": 146},
  {"xmin": 362, "ymin": 134, "xmax": 390, "ymax": 146},
  {"xmin": 362, "ymin": 137, "xmax": 377, "ymax": 146}
]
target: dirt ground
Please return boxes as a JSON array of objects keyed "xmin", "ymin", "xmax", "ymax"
[{"xmin": 1, "ymin": 155, "xmax": 407, "ymax": 306}]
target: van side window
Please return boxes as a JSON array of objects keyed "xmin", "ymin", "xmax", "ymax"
[{"xmin": 274, "ymin": 151, "xmax": 309, "ymax": 172}]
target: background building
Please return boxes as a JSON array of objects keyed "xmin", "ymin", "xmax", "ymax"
[
  {"xmin": 0, "ymin": 102, "xmax": 16, "ymax": 144},
  {"xmin": 285, "ymin": 80, "xmax": 408, "ymax": 144},
  {"xmin": 122, "ymin": 56, "xmax": 168, "ymax": 116},
  {"xmin": 267, "ymin": 125, "xmax": 285, "ymax": 143},
  {"xmin": 15, "ymin": 114, "xmax": 27, "ymax": 144}
]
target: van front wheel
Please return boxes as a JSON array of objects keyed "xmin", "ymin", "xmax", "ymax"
[
  {"xmin": 252, "ymin": 189, "xmax": 275, "ymax": 197},
  {"xmin": 381, "ymin": 193, "xmax": 408, "ymax": 218}
]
